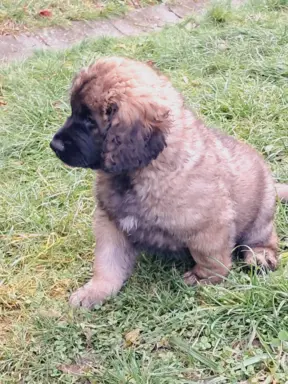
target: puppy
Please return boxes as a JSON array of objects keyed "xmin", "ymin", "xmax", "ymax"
[{"xmin": 50, "ymin": 57, "xmax": 288, "ymax": 308}]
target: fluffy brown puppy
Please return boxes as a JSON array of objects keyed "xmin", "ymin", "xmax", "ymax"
[{"xmin": 50, "ymin": 57, "xmax": 288, "ymax": 308}]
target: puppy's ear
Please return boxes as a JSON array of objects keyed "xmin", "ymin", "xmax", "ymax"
[{"xmin": 102, "ymin": 105, "xmax": 167, "ymax": 173}]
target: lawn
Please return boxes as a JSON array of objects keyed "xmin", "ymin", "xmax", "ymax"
[
  {"xmin": 0, "ymin": 0, "xmax": 160, "ymax": 35},
  {"xmin": 0, "ymin": 1, "xmax": 288, "ymax": 383}
]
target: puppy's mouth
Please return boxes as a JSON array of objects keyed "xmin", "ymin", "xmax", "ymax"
[
  {"xmin": 50, "ymin": 139, "xmax": 101, "ymax": 170},
  {"xmin": 50, "ymin": 139, "xmax": 86, "ymax": 168}
]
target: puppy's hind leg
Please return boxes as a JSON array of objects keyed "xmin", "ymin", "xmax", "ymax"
[
  {"xmin": 69, "ymin": 208, "xmax": 137, "ymax": 309},
  {"xmin": 242, "ymin": 225, "xmax": 278, "ymax": 271},
  {"xmin": 184, "ymin": 227, "xmax": 233, "ymax": 285}
]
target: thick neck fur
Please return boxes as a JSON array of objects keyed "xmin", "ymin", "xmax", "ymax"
[{"xmin": 96, "ymin": 107, "xmax": 206, "ymax": 222}]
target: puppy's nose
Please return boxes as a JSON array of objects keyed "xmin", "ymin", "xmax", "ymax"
[{"xmin": 50, "ymin": 138, "xmax": 65, "ymax": 152}]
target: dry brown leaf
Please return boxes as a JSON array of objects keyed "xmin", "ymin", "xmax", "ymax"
[
  {"xmin": 152, "ymin": 338, "xmax": 170, "ymax": 351},
  {"xmin": 57, "ymin": 363, "xmax": 89, "ymax": 375},
  {"xmin": 124, "ymin": 328, "xmax": 140, "ymax": 347},
  {"xmin": 49, "ymin": 278, "xmax": 71, "ymax": 298},
  {"xmin": 146, "ymin": 60, "xmax": 155, "ymax": 67},
  {"xmin": 39, "ymin": 9, "xmax": 52, "ymax": 17},
  {"xmin": 38, "ymin": 309, "xmax": 62, "ymax": 318}
]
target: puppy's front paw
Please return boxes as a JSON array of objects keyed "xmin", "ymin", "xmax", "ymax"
[{"xmin": 69, "ymin": 279, "xmax": 118, "ymax": 309}]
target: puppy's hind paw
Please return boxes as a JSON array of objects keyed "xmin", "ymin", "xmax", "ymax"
[{"xmin": 243, "ymin": 247, "xmax": 278, "ymax": 271}]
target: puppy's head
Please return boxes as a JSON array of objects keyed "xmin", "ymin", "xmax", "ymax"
[{"xmin": 50, "ymin": 57, "xmax": 173, "ymax": 173}]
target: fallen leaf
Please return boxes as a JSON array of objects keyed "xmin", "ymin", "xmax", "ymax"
[
  {"xmin": 52, "ymin": 100, "xmax": 65, "ymax": 110},
  {"xmin": 124, "ymin": 328, "xmax": 140, "ymax": 347},
  {"xmin": 49, "ymin": 278, "xmax": 71, "ymax": 298},
  {"xmin": 146, "ymin": 60, "xmax": 155, "ymax": 67},
  {"xmin": 39, "ymin": 9, "xmax": 52, "ymax": 17},
  {"xmin": 0, "ymin": 100, "xmax": 7, "ymax": 106},
  {"xmin": 57, "ymin": 364, "xmax": 88, "ymax": 375},
  {"xmin": 38, "ymin": 309, "xmax": 62, "ymax": 318},
  {"xmin": 152, "ymin": 338, "xmax": 170, "ymax": 351}
]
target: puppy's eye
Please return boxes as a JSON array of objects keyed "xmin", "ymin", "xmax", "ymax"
[
  {"xmin": 79, "ymin": 105, "xmax": 94, "ymax": 122},
  {"xmin": 86, "ymin": 115, "xmax": 95, "ymax": 124}
]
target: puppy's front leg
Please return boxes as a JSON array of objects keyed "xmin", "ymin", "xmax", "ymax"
[{"xmin": 70, "ymin": 209, "xmax": 137, "ymax": 309}]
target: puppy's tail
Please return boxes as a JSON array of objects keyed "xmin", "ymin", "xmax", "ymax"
[{"xmin": 276, "ymin": 183, "xmax": 288, "ymax": 203}]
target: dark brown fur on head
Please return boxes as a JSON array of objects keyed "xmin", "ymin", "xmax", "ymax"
[
  {"xmin": 50, "ymin": 57, "xmax": 288, "ymax": 309},
  {"xmin": 50, "ymin": 57, "xmax": 172, "ymax": 173}
]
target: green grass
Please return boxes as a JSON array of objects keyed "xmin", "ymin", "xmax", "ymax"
[
  {"xmin": 1, "ymin": 1, "xmax": 288, "ymax": 383},
  {"xmin": 0, "ymin": 0, "xmax": 160, "ymax": 35}
]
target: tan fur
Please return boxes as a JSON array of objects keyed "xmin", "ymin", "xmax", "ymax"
[{"xmin": 66, "ymin": 57, "xmax": 286, "ymax": 308}]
